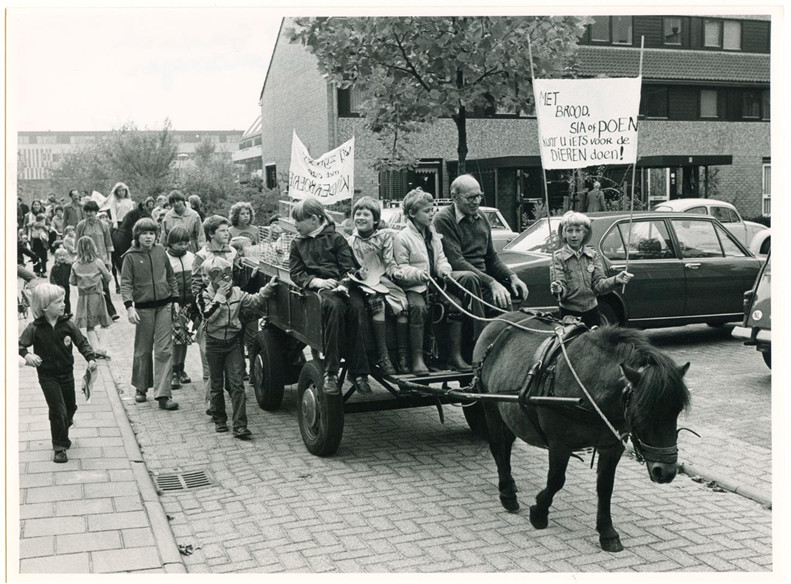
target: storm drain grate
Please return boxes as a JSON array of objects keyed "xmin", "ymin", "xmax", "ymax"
[{"xmin": 152, "ymin": 470, "xmax": 214, "ymax": 492}]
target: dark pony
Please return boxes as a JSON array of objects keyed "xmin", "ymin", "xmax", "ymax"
[{"xmin": 474, "ymin": 313, "xmax": 691, "ymax": 552}]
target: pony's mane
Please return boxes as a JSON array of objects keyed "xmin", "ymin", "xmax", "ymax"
[{"xmin": 592, "ymin": 326, "xmax": 691, "ymax": 428}]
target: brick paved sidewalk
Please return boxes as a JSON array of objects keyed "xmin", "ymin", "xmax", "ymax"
[{"xmin": 13, "ymin": 289, "xmax": 185, "ymax": 575}]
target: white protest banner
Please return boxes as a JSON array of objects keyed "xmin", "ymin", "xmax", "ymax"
[
  {"xmin": 533, "ymin": 77, "xmax": 641, "ymax": 170},
  {"xmin": 288, "ymin": 131, "xmax": 354, "ymax": 204}
]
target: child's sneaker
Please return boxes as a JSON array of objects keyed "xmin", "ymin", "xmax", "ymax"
[
  {"xmin": 135, "ymin": 391, "xmax": 147, "ymax": 403},
  {"xmin": 171, "ymin": 374, "xmax": 181, "ymax": 390},
  {"xmin": 233, "ymin": 427, "xmax": 252, "ymax": 439},
  {"xmin": 215, "ymin": 423, "xmax": 229, "ymax": 433},
  {"xmin": 179, "ymin": 371, "xmax": 192, "ymax": 384},
  {"xmin": 53, "ymin": 450, "xmax": 68, "ymax": 463}
]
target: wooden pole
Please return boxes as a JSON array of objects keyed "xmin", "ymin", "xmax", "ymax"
[{"xmin": 623, "ymin": 36, "xmax": 645, "ymax": 293}]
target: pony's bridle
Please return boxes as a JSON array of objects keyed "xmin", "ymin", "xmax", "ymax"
[{"xmin": 619, "ymin": 379, "xmax": 677, "ymax": 465}]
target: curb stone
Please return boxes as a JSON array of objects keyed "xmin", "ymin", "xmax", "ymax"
[
  {"xmin": 679, "ymin": 461, "xmax": 772, "ymax": 508},
  {"xmin": 99, "ymin": 362, "xmax": 187, "ymax": 573}
]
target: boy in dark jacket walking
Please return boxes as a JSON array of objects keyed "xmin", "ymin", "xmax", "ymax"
[
  {"xmin": 120, "ymin": 217, "xmax": 180, "ymax": 410},
  {"xmin": 49, "ymin": 247, "xmax": 73, "ymax": 314},
  {"xmin": 200, "ymin": 257, "xmax": 278, "ymax": 437},
  {"xmin": 19, "ymin": 283, "xmax": 96, "ymax": 463}
]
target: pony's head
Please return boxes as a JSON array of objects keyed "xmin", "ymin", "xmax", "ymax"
[{"xmin": 619, "ymin": 351, "xmax": 691, "ymax": 484}]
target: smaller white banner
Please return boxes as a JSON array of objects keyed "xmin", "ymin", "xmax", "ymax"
[
  {"xmin": 533, "ymin": 77, "xmax": 642, "ymax": 170},
  {"xmin": 288, "ymin": 131, "xmax": 354, "ymax": 204}
]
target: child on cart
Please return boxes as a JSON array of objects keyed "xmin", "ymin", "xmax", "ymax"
[
  {"xmin": 550, "ymin": 211, "xmax": 633, "ymax": 328},
  {"xmin": 289, "ymin": 197, "xmax": 373, "ymax": 395},
  {"xmin": 346, "ymin": 196, "xmax": 409, "ymax": 375},
  {"xmin": 393, "ymin": 188, "xmax": 471, "ymax": 374},
  {"xmin": 200, "ymin": 256, "xmax": 278, "ymax": 437}
]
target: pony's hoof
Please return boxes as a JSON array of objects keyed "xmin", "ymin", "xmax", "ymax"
[
  {"xmin": 600, "ymin": 535, "xmax": 623, "ymax": 553},
  {"xmin": 529, "ymin": 505, "xmax": 548, "ymax": 529},
  {"xmin": 500, "ymin": 496, "xmax": 520, "ymax": 513}
]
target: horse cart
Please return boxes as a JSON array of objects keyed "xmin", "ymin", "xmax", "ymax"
[{"xmin": 240, "ymin": 229, "xmax": 486, "ymax": 456}]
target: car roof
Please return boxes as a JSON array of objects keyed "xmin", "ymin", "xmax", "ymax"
[{"xmin": 654, "ymin": 198, "xmax": 736, "ymax": 210}]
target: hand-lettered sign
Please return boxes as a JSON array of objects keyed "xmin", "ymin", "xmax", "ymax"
[
  {"xmin": 289, "ymin": 131, "xmax": 354, "ymax": 204},
  {"xmin": 533, "ymin": 77, "xmax": 641, "ymax": 170}
]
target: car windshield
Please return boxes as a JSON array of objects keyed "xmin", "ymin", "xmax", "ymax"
[
  {"xmin": 481, "ymin": 209, "xmax": 507, "ymax": 230},
  {"xmin": 504, "ymin": 218, "xmax": 563, "ymax": 254}
]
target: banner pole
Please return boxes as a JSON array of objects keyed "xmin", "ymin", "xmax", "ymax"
[
  {"xmin": 528, "ymin": 35, "xmax": 559, "ymax": 298},
  {"xmin": 623, "ymin": 36, "xmax": 645, "ymax": 294}
]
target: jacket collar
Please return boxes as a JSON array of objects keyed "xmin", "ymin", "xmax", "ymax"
[
  {"xmin": 33, "ymin": 314, "xmax": 71, "ymax": 327},
  {"xmin": 297, "ymin": 221, "xmax": 335, "ymax": 240},
  {"xmin": 557, "ymin": 244, "xmax": 595, "ymax": 260}
]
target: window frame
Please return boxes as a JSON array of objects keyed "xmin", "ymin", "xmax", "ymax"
[
  {"xmin": 587, "ymin": 16, "xmax": 633, "ymax": 45},
  {"xmin": 699, "ymin": 89, "xmax": 719, "ymax": 119},
  {"xmin": 762, "ymin": 163, "xmax": 771, "ymax": 217},
  {"xmin": 663, "ymin": 17, "xmax": 683, "ymax": 46}
]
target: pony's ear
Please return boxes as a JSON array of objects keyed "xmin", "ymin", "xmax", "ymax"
[
  {"xmin": 620, "ymin": 363, "xmax": 641, "ymax": 385},
  {"xmin": 679, "ymin": 362, "xmax": 690, "ymax": 377}
]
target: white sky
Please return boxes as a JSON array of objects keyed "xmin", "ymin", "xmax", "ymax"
[{"xmin": 7, "ymin": 6, "xmax": 283, "ymax": 132}]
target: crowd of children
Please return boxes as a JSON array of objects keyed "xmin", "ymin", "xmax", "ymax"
[{"xmin": 20, "ymin": 185, "xmax": 635, "ymax": 465}]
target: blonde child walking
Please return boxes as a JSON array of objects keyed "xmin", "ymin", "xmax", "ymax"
[
  {"xmin": 69, "ymin": 236, "xmax": 112, "ymax": 358},
  {"xmin": 19, "ymin": 283, "xmax": 97, "ymax": 463},
  {"xmin": 550, "ymin": 211, "xmax": 633, "ymax": 328}
]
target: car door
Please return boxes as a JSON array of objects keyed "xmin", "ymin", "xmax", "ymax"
[
  {"xmin": 669, "ymin": 218, "xmax": 759, "ymax": 318},
  {"xmin": 597, "ymin": 218, "xmax": 686, "ymax": 322}
]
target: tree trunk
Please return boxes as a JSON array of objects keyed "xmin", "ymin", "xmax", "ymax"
[{"xmin": 454, "ymin": 109, "xmax": 468, "ymax": 176}]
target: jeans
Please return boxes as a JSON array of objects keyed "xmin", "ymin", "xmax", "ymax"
[
  {"xmin": 319, "ymin": 287, "xmax": 369, "ymax": 376},
  {"xmin": 38, "ymin": 372, "xmax": 76, "ymax": 451},
  {"xmin": 560, "ymin": 306, "xmax": 602, "ymax": 328},
  {"xmin": 132, "ymin": 306, "xmax": 173, "ymax": 399},
  {"xmin": 206, "ymin": 334, "xmax": 247, "ymax": 429}
]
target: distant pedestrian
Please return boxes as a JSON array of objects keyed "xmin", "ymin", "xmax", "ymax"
[
  {"xmin": 120, "ymin": 217, "xmax": 179, "ymax": 411},
  {"xmin": 23, "ymin": 200, "xmax": 46, "ymax": 240},
  {"xmin": 229, "ymin": 201, "xmax": 259, "ymax": 245},
  {"xmin": 165, "ymin": 226, "xmax": 196, "ymax": 390},
  {"xmin": 62, "ymin": 190, "xmax": 85, "ymax": 230},
  {"xmin": 62, "ymin": 226, "xmax": 77, "ymax": 263},
  {"xmin": 76, "ymin": 200, "xmax": 118, "ymax": 321},
  {"xmin": 160, "ymin": 190, "xmax": 203, "ymax": 252},
  {"xmin": 30, "ymin": 214, "xmax": 50, "ymax": 276},
  {"xmin": 189, "ymin": 194, "xmax": 206, "ymax": 222},
  {"xmin": 70, "ymin": 236, "xmax": 112, "ymax": 358},
  {"xmin": 49, "ymin": 247, "xmax": 73, "ymax": 315},
  {"xmin": 19, "ymin": 283, "xmax": 97, "ymax": 463},
  {"xmin": 102, "ymin": 182, "xmax": 135, "ymax": 229},
  {"xmin": 583, "ymin": 181, "xmax": 606, "ymax": 213}
]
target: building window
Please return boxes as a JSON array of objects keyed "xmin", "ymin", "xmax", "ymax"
[
  {"xmin": 56, "ymin": 134, "xmax": 70, "ymax": 144},
  {"xmin": 663, "ymin": 17, "xmax": 682, "ymax": 46},
  {"xmin": 612, "ymin": 16, "xmax": 633, "ymax": 45},
  {"xmin": 640, "ymin": 86, "xmax": 668, "ymax": 118},
  {"xmin": 39, "ymin": 135, "xmax": 56, "ymax": 144},
  {"xmin": 742, "ymin": 91, "xmax": 761, "ymax": 119},
  {"xmin": 265, "ymin": 164, "xmax": 277, "ymax": 190},
  {"xmin": 337, "ymin": 86, "xmax": 364, "ymax": 117},
  {"xmin": 589, "ymin": 17, "xmax": 609, "ymax": 42},
  {"xmin": 700, "ymin": 89, "xmax": 719, "ymax": 118},
  {"xmin": 723, "ymin": 21, "xmax": 742, "ymax": 50},
  {"xmin": 703, "ymin": 20, "xmax": 721, "ymax": 47},
  {"xmin": 762, "ymin": 163, "xmax": 771, "ymax": 216},
  {"xmin": 762, "ymin": 90, "xmax": 770, "ymax": 120}
]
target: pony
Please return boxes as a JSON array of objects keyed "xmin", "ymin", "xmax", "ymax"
[{"xmin": 474, "ymin": 312, "xmax": 691, "ymax": 552}]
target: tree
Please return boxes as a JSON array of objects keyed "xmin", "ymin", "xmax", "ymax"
[
  {"xmin": 50, "ymin": 120, "xmax": 178, "ymax": 198},
  {"xmin": 290, "ymin": 16, "xmax": 590, "ymax": 173}
]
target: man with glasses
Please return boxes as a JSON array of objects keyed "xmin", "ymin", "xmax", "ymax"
[{"xmin": 433, "ymin": 174, "xmax": 529, "ymax": 346}]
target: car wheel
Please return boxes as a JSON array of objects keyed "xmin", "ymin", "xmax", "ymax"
[
  {"xmin": 599, "ymin": 301, "xmax": 621, "ymax": 326},
  {"xmin": 762, "ymin": 350, "xmax": 771, "ymax": 369}
]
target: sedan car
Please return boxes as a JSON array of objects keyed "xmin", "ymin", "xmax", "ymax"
[
  {"xmin": 501, "ymin": 211, "xmax": 762, "ymax": 328},
  {"xmin": 382, "ymin": 204, "xmax": 518, "ymax": 251},
  {"xmin": 653, "ymin": 198, "xmax": 770, "ymax": 254}
]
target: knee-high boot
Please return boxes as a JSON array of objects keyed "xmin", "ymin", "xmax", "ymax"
[
  {"xmin": 445, "ymin": 319, "xmax": 472, "ymax": 372},
  {"xmin": 396, "ymin": 320, "xmax": 410, "ymax": 374},
  {"xmin": 409, "ymin": 324, "xmax": 429, "ymax": 375},
  {"xmin": 372, "ymin": 320, "xmax": 395, "ymax": 375}
]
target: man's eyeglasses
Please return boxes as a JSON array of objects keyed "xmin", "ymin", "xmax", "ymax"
[{"xmin": 460, "ymin": 193, "xmax": 483, "ymax": 203}]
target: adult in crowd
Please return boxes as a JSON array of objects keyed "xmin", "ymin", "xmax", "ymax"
[
  {"xmin": 151, "ymin": 195, "xmax": 170, "ymax": 223},
  {"xmin": 144, "ymin": 196, "xmax": 156, "ymax": 215},
  {"xmin": 433, "ymin": 174, "xmax": 529, "ymax": 342},
  {"xmin": 228, "ymin": 201, "xmax": 259, "ymax": 246},
  {"xmin": 23, "ymin": 199, "xmax": 47, "ymax": 239},
  {"xmin": 160, "ymin": 190, "xmax": 204, "ymax": 252},
  {"xmin": 62, "ymin": 189, "xmax": 85, "ymax": 229},
  {"xmin": 583, "ymin": 181, "xmax": 606, "ymax": 213},
  {"xmin": 17, "ymin": 197, "xmax": 30, "ymax": 230},
  {"xmin": 75, "ymin": 200, "xmax": 118, "ymax": 321},
  {"xmin": 44, "ymin": 193, "xmax": 59, "ymax": 219},
  {"xmin": 103, "ymin": 182, "xmax": 135, "ymax": 228},
  {"xmin": 189, "ymin": 194, "xmax": 206, "ymax": 222},
  {"xmin": 111, "ymin": 199, "xmax": 152, "ymax": 290}
]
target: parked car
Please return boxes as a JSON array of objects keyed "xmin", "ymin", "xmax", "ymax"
[
  {"xmin": 653, "ymin": 198, "xmax": 770, "ymax": 255},
  {"xmin": 381, "ymin": 203, "xmax": 518, "ymax": 251},
  {"xmin": 731, "ymin": 251, "xmax": 771, "ymax": 368},
  {"xmin": 500, "ymin": 211, "xmax": 762, "ymax": 328}
]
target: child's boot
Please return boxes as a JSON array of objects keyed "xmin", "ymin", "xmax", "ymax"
[
  {"xmin": 409, "ymin": 325, "xmax": 429, "ymax": 375},
  {"xmin": 396, "ymin": 320, "xmax": 410, "ymax": 374},
  {"xmin": 171, "ymin": 365, "xmax": 181, "ymax": 390},
  {"xmin": 445, "ymin": 318, "xmax": 472, "ymax": 372},
  {"xmin": 372, "ymin": 321, "xmax": 396, "ymax": 375}
]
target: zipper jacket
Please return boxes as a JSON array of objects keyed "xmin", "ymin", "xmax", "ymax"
[
  {"xmin": 19, "ymin": 314, "xmax": 95, "ymax": 375},
  {"xmin": 199, "ymin": 284, "xmax": 273, "ymax": 341},
  {"xmin": 551, "ymin": 244, "xmax": 618, "ymax": 312},
  {"xmin": 167, "ymin": 250, "xmax": 195, "ymax": 305},
  {"xmin": 120, "ymin": 244, "xmax": 178, "ymax": 309}
]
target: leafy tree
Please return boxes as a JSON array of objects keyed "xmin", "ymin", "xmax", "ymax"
[{"xmin": 290, "ymin": 16, "xmax": 590, "ymax": 173}]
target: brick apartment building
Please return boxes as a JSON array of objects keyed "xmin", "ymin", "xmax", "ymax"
[{"xmin": 259, "ymin": 15, "xmax": 771, "ymax": 230}]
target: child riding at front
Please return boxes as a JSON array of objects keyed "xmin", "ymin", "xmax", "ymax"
[
  {"xmin": 289, "ymin": 197, "xmax": 373, "ymax": 395},
  {"xmin": 200, "ymin": 256, "xmax": 278, "ymax": 438},
  {"xmin": 346, "ymin": 196, "xmax": 408, "ymax": 375},
  {"xmin": 550, "ymin": 211, "xmax": 633, "ymax": 328},
  {"xmin": 393, "ymin": 188, "xmax": 471, "ymax": 374},
  {"xmin": 19, "ymin": 283, "xmax": 97, "ymax": 463}
]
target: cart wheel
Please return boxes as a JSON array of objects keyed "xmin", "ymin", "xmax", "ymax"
[
  {"xmin": 463, "ymin": 402, "xmax": 488, "ymax": 440},
  {"xmin": 762, "ymin": 350, "xmax": 771, "ymax": 369},
  {"xmin": 251, "ymin": 328, "xmax": 286, "ymax": 411},
  {"xmin": 297, "ymin": 360, "xmax": 344, "ymax": 456}
]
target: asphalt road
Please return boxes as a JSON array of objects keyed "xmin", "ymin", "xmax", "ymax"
[{"xmin": 104, "ymin": 320, "xmax": 772, "ymax": 573}]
